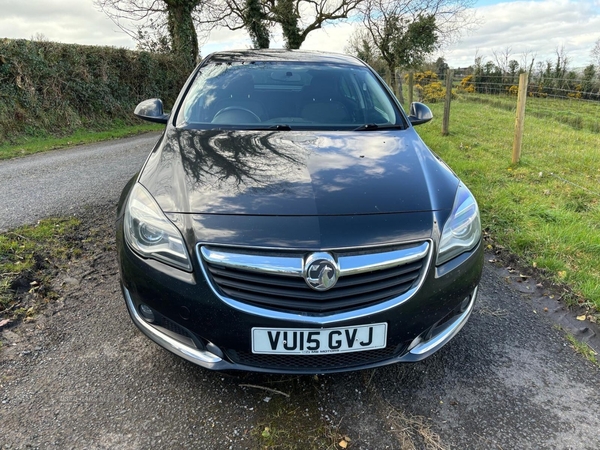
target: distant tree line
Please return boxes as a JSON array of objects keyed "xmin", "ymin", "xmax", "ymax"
[{"xmin": 459, "ymin": 46, "xmax": 600, "ymax": 101}]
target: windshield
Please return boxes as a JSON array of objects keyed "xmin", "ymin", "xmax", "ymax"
[{"xmin": 176, "ymin": 61, "xmax": 405, "ymax": 130}]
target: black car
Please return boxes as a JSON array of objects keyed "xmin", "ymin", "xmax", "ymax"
[{"xmin": 117, "ymin": 50, "xmax": 483, "ymax": 374}]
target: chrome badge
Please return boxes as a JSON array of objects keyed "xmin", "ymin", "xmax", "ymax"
[{"xmin": 304, "ymin": 252, "xmax": 339, "ymax": 291}]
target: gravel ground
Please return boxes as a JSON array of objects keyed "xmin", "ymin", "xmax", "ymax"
[{"xmin": 1, "ymin": 202, "xmax": 599, "ymax": 449}]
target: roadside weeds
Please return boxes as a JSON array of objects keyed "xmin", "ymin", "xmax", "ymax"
[{"xmin": 565, "ymin": 333, "xmax": 599, "ymax": 367}]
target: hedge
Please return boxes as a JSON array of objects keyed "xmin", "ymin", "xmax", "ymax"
[{"xmin": 0, "ymin": 38, "xmax": 189, "ymax": 144}]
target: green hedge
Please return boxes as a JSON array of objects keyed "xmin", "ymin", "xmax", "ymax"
[{"xmin": 0, "ymin": 38, "xmax": 189, "ymax": 144}]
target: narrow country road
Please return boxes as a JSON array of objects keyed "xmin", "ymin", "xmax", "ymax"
[
  {"xmin": 1, "ymin": 136, "xmax": 599, "ymax": 448},
  {"xmin": 0, "ymin": 133, "xmax": 159, "ymax": 232}
]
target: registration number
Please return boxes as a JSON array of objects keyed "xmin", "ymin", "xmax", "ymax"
[{"xmin": 252, "ymin": 323, "xmax": 387, "ymax": 355}]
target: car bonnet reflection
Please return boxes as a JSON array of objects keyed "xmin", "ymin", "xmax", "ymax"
[{"xmin": 140, "ymin": 128, "xmax": 435, "ymax": 216}]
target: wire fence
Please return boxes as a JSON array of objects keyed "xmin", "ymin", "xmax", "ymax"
[
  {"xmin": 452, "ymin": 73, "xmax": 600, "ymax": 135},
  {"xmin": 460, "ymin": 76, "xmax": 600, "ymax": 101},
  {"xmin": 399, "ymin": 70, "xmax": 600, "ymax": 136},
  {"xmin": 400, "ymin": 69, "xmax": 600, "ymax": 200}
]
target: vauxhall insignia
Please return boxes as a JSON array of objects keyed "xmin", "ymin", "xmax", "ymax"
[{"xmin": 304, "ymin": 253, "xmax": 339, "ymax": 291}]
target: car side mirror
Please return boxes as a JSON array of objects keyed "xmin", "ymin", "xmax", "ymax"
[
  {"xmin": 408, "ymin": 102, "xmax": 433, "ymax": 126},
  {"xmin": 134, "ymin": 98, "xmax": 170, "ymax": 124}
]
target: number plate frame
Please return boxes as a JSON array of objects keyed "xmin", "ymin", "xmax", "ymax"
[{"xmin": 251, "ymin": 323, "xmax": 387, "ymax": 355}]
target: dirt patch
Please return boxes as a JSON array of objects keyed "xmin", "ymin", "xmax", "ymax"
[{"xmin": 0, "ymin": 204, "xmax": 115, "ymax": 354}]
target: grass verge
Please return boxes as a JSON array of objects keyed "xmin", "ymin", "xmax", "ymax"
[
  {"xmin": 565, "ymin": 334, "xmax": 599, "ymax": 367},
  {"xmin": 415, "ymin": 95, "xmax": 600, "ymax": 312},
  {"xmin": 0, "ymin": 122, "xmax": 163, "ymax": 160},
  {"xmin": 0, "ymin": 218, "xmax": 82, "ymax": 321}
]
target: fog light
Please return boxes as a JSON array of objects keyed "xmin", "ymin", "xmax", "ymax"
[{"xmin": 139, "ymin": 304, "xmax": 155, "ymax": 323}]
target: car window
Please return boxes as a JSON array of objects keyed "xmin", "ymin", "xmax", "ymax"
[{"xmin": 176, "ymin": 61, "xmax": 403, "ymax": 130}]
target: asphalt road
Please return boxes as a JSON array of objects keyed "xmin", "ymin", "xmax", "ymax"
[
  {"xmin": 1, "ymin": 137, "xmax": 600, "ymax": 448},
  {"xmin": 0, "ymin": 133, "xmax": 159, "ymax": 232}
]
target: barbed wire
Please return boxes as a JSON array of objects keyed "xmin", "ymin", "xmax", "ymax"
[{"xmin": 547, "ymin": 172, "xmax": 600, "ymax": 198}]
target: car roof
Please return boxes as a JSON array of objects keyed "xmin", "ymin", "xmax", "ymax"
[{"xmin": 203, "ymin": 49, "xmax": 366, "ymax": 67}]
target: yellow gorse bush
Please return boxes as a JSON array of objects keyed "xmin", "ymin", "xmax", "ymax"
[
  {"xmin": 459, "ymin": 74, "xmax": 475, "ymax": 93},
  {"xmin": 412, "ymin": 70, "xmax": 456, "ymax": 103}
]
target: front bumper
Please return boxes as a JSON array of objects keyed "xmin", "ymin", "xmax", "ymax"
[
  {"xmin": 123, "ymin": 282, "xmax": 479, "ymax": 372},
  {"xmin": 119, "ymin": 231, "xmax": 483, "ymax": 374}
]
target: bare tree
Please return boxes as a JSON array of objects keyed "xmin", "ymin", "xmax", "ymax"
[
  {"xmin": 519, "ymin": 49, "xmax": 536, "ymax": 77},
  {"xmin": 208, "ymin": 0, "xmax": 363, "ymax": 49},
  {"xmin": 345, "ymin": 27, "xmax": 377, "ymax": 64},
  {"xmin": 95, "ymin": 0, "xmax": 205, "ymax": 72},
  {"xmin": 592, "ymin": 38, "xmax": 600, "ymax": 67},
  {"xmin": 492, "ymin": 47, "xmax": 511, "ymax": 75}
]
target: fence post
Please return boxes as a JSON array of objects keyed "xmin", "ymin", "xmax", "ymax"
[
  {"xmin": 395, "ymin": 68, "xmax": 405, "ymax": 105},
  {"xmin": 512, "ymin": 72, "xmax": 529, "ymax": 164},
  {"xmin": 408, "ymin": 72, "xmax": 414, "ymax": 106},
  {"xmin": 442, "ymin": 69, "xmax": 453, "ymax": 136}
]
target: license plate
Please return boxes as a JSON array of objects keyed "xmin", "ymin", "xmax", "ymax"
[{"xmin": 252, "ymin": 323, "xmax": 387, "ymax": 355}]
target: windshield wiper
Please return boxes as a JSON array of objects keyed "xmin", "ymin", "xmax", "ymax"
[
  {"xmin": 244, "ymin": 124, "xmax": 293, "ymax": 131},
  {"xmin": 353, "ymin": 123, "xmax": 404, "ymax": 131}
]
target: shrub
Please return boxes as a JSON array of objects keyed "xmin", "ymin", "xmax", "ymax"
[
  {"xmin": 0, "ymin": 38, "xmax": 188, "ymax": 144},
  {"xmin": 459, "ymin": 74, "xmax": 475, "ymax": 93},
  {"xmin": 413, "ymin": 70, "xmax": 456, "ymax": 103},
  {"xmin": 413, "ymin": 70, "xmax": 438, "ymax": 86}
]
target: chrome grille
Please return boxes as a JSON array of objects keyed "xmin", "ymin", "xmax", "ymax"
[{"xmin": 199, "ymin": 242, "xmax": 430, "ymax": 313}]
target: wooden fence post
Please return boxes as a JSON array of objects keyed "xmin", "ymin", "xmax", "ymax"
[
  {"xmin": 395, "ymin": 68, "xmax": 405, "ymax": 105},
  {"xmin": 512, "ymin": 72, "xmax": 529, "ymax": 164},
  {"xmin": 442, "ymin": 69, "xmax": 453, "ymax": 136},
  {"xmin": 408, "ymin": 72, "xmax": 414, "ymax": 106}
]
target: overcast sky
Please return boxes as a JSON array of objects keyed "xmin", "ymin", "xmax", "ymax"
[{"xmin": 0, "ymin": 0, "xmax": 599, "ymax": 69}]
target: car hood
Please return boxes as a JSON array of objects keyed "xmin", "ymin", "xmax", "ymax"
[{"xmin": 138, "ymin": 128, "xmax": 459, "ymax": 216}]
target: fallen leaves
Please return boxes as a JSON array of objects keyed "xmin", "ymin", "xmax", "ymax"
[{"xmin": 338, "ymin": 436, "xmax": 351, "ymax": 448}]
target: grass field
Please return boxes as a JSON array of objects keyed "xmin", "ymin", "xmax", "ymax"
[
  {"xmin": 413, "ymin": 94, "xmax": 600, "ymax": 311},
  {"xmin": 462, "ymin": 92, "xmax": 600, "ymax": 134}
]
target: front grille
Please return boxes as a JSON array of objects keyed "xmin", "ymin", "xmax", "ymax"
[
  {"xmin": 228, "ymin": 344, "xmax": 404, "ymax": 370},
  {"xmin": 199, "ymin": 242, "xmax": 430, "ymax": 313}
]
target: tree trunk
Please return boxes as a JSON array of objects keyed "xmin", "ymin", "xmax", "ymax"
[
  {"xmin": 165, "ymin": 0, "xmax": 199, "ymax": 73},
  {"xmin": 275, "ymin": 0, "xmax": 303, "ymax": 49},
  {"xmin": 244, "ymin": 0, "xmax": 270, "ymax": 48}
]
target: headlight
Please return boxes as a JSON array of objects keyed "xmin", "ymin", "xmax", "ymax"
[
  {"xmin": 124, "ymin": 183, "xmax": 192, "ymax": 271},
  {"xmin": 437, "ymin": 184, "xmax": 481, "ymax": 265}
]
